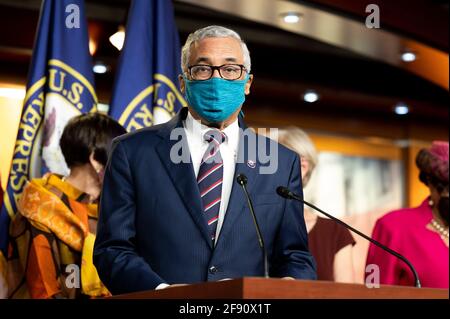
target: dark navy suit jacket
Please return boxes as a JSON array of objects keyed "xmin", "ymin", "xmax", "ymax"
[{"xmin": 94, "ymin": 108, "xmax": 316, "ymax": 294}]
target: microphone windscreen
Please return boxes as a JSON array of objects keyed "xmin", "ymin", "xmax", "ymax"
[
  {"xmin": 276, "ymin": 186, "xmax": 291, "ymax": 199},
  {"xmin": 236, "ymin": 174, "xmax": 248, "ymax": 185}
]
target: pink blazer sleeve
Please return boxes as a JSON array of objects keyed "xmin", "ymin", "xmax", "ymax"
[{"xmin": 366, "ymin": 218, "xmax": 402, "ymax": 285}]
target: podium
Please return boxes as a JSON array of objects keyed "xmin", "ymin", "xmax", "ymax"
[{"xmin": 112, "ymin": 277, "xmax": 448, "ymax": 299}]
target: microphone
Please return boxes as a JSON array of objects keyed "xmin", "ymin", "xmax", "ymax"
[
  {"xmin": 237, "ymin": 174, "xmax": 269, "ymax": 278},
  {"xmin": 276, "ymin": 186, "xmax": 422, "ymax": 288}
]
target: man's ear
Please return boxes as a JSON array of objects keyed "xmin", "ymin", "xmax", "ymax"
[
  {"xmin": 245, "ymin": 74, "xmax": 253, "ymax": 95},
  {"xmin": 179, "ymin": 74, "xmax": 185, "ymax": 94}
]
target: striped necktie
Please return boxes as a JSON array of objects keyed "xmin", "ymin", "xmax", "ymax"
[{"xmin": 197, "ymin": 129, "xmax": 226, "ymax": 243}]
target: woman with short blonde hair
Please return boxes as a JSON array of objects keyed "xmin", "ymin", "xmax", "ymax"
[
  {"xmin": 278, "ymin": 126, "xmax": 356, "ymax": 283},
  {"xmin": 278, "ymin": 127, "xmax": 318, "ymax": 186}
]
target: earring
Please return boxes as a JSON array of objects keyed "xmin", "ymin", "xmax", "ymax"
[{"xmin": 429, "ymin": 199, "xmax": 434, "ymax": 207}]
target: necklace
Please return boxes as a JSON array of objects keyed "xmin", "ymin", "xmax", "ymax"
[{"xmin": 430, "ymin": 219, "xmax": 449, "ymax": 239}]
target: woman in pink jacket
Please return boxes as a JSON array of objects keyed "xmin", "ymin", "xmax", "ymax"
[{"xmin": 366, "ymin": 141, "xmax": 448, "ymax": 288}]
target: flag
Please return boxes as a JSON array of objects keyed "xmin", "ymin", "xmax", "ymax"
[
  {"xmin": 109, "ymin": 0, "xmax": 186, "ymax": 131},
  {"xmin": 0, "ymin": 0, "xmax": 96, "ymax": 296}
]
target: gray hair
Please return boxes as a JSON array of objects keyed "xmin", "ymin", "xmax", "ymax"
[
  {"xmin": 278, "ymin": 127, "xmax": 318, "ymax": 187},
  {"xmin": 181, "ymin": 25, "xmax": 251, "ymax": 73}
]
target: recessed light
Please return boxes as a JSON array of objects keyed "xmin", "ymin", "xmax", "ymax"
[
  {"xmin": 303, "ymin": 90, "xmax": 319, "ymax": 103},
  {"xmin": 89, "ymin": 38, "xmax": 97, "ymax": 56},
  {"xmin": 93, "ymin": 62, "xmax": 108, "ymax": 74},
  {"xmin": 97, "ymin": 103, "xmax": 110, "ymax": 113},
  {"xmin": 394, "ymin": 102, "xmax": 409, "ymax": 115},
  {"xmin": 281, "ymin": 12, "xmax": 302, "ymax": 24},
  {"xmin": 109, "ymin": 26, "xmax": 125, "ymax": 51},
  {"xmin": 401, "ymin": 51, "xmax": 416, "ymax": 62}
]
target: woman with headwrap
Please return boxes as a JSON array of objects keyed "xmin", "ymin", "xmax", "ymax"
[{"xmin": 366, "ymin": 141, "xmax": 449, "ymax": 288}]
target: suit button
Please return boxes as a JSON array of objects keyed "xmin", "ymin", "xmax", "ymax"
[{"xmin": 209, "ymin": 266, "xmax": 218, "ymax": 274}]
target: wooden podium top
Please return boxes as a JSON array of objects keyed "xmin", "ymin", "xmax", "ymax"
[{"xmin": 112, "ymin": 277, "xmax": 448, "ymax": 299}]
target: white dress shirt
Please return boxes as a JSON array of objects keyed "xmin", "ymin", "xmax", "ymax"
[{"xmin": 156, "ymin": 111, "xmax": 239, "ymax": 290}]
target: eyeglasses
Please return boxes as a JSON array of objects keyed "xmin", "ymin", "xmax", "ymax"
[{"xmin": 187, "ymin": 64, "xmax": 247, "ymax": 81}]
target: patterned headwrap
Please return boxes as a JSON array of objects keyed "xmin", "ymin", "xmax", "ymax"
[{"xmin": 416, "ymin": 141, "xmax": 449, "ymax": 185}]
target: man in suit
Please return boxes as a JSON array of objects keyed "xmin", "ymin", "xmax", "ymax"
[{"xmin": 94, "ymin": 25, "xmax": 316, "ymax": 294}]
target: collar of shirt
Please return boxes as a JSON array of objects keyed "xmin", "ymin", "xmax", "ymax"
[{"xmin": 183, "ymin": 111, "xmax": 239, "ymax": 158}]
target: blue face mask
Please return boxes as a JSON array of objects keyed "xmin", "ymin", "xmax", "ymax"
[{"xmin": 183, "ymin": 75, "xmax": 249, "ymax": 123}]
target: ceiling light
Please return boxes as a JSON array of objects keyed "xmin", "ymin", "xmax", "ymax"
[
  {"xmin": 281, "ymin": 12, "xmax": 302, "ymax": 24},
  {"xmin": 0, "ymin": 87, "xmax": 26, "ymax": 99},
  {"xmin": 93, "ymin": 62, "xmax": 109, "ymax": 74},
  {"xmin": 109, "ymin": 25, "xmax": 125, "ymax": 51},
  {"xmin": 394, "ymin": 102, "xmax": 409, "ymax": 115},
  {"xmin": 401, "ymin": 51, "xmax": 416, "ymax": 62},
  {"xmin": 89, "ymin": 38, "xmax": 98, "ymax": 56},
  {"xmin": 303, "ymin": 90, "xmax": 319, "ymax": 103},
  {"xmin": 97, "ymin": 103, "xmax": 110, "ymax": 113}
]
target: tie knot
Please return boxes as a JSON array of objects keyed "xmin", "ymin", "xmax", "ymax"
[{"xmin": 204, "ymin": 129, "xmax": 226, "ymax": 145}]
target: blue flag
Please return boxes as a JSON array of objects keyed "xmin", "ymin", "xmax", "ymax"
[
  {"xmin": 0, "ymin": 0, "xmax": 96, "ymax": 291},
  {"xmin": 109, "ymin": 0, "xmax": 186, "ymax": 131}
]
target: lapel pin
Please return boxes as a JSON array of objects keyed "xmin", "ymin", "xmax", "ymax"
[{"xmin": 247, "ymin": 160, "xmax": 256, "ymax": 168}]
